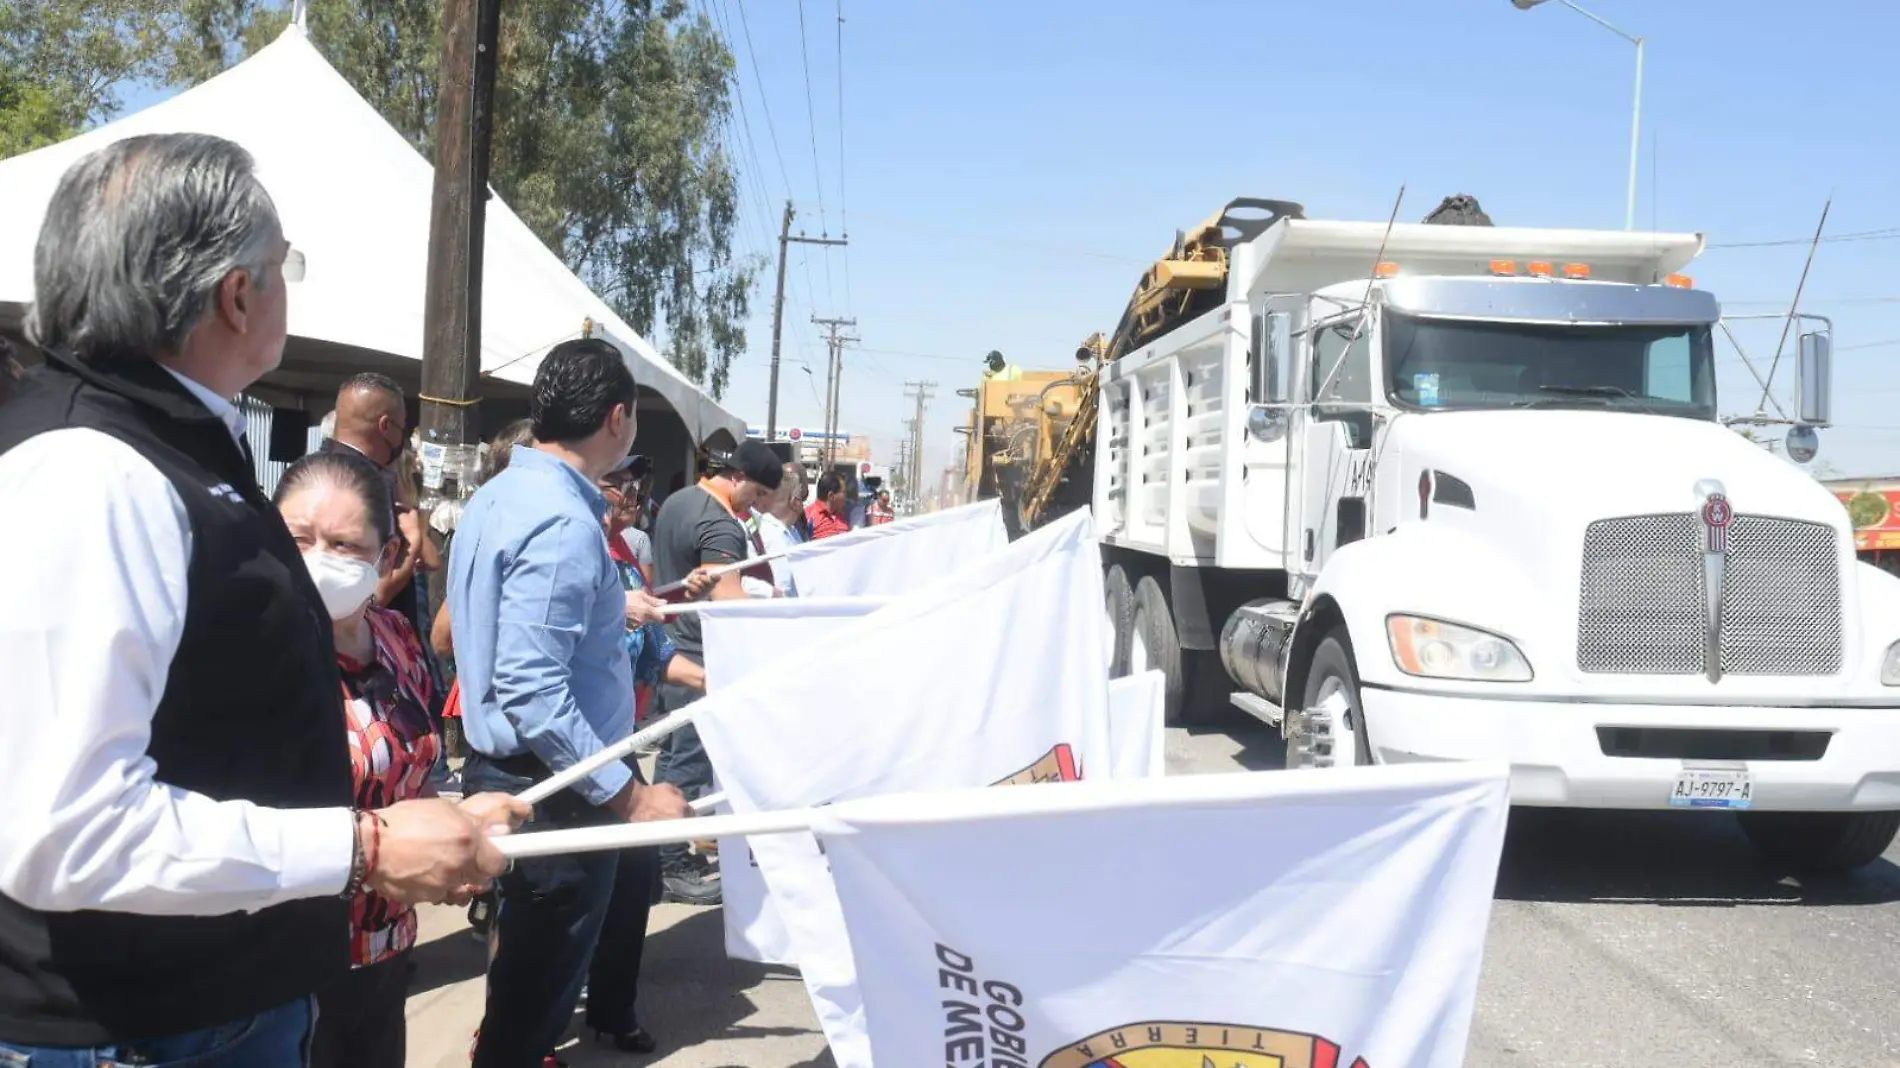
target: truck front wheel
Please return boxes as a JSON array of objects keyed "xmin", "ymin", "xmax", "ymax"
[
  {"xmin": 1736, "ymin": 810, "xmax": 1900, "ymax": 874},
  {"xmin": 1297, "ymin": 631, "xmax": 1372, "ymax": 768}
]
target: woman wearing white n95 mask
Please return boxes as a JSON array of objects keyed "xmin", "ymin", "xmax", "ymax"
[{"xmin": 273, "ymin": 450, "xmax": 522, "ymax": 1068}]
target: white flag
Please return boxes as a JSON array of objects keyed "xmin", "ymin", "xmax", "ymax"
[
  {"xmin": 784, "ymin": 499, "xmax": 1007, "ymax": 597},
  {"xmin": 695, "ymin": 509, "xmax": 1113, "ymax": 1068},
  {"xmin": 813, "ymin": 764, "xmax": 1510, "ymax": 1068},
  {"xmin": 698, "ymin": 596, "xmax": 891, "ymax": 964},
  {"xmin": 1105, "ymin": 670, "xmax": 1166, "ymax": 781},
  {"xmin": 699, "ymin": 597, "xmax": 895, "ymax": 692}
]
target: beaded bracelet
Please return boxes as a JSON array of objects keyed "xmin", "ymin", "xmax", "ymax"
[
  {"xmin": 364, "ymin": 810, "xmax": 383, "ymax": 884},
  {"xmin": 341, "ymin": 810, "xmax": 369, "ymax": 899},
  {"xmin": 341, "ymin": 809, "xmax": 385, "ymax": 899}
]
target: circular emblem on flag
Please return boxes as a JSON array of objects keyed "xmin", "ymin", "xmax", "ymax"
[
  {"xmin": 1039, "ymin": 1022, "xmax": 1368, "ymax": 1068},
  {"xmin": 1703, "ymin": 494, "xmax": 1733, "ymax": 530},
  {"xmin": 788, "ymin": 427, "xmax": 803, "ymax": 441},
  {"xmin": 861, "ymin": 462, "xmax": 872, "ymax": 476}
]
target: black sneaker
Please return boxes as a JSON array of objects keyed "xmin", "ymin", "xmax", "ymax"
[{"xmin": 661, "ymin": 854, "xmax": 722, "ymax": 906}]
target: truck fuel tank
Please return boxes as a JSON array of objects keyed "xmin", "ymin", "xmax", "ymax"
[{"xmin": 1220, "ymin": 599, "xmax": 1301, "ymax": 706}]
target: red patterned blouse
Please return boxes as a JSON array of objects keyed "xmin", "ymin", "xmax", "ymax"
[{"xmin": 337, "ymin": 606, "xmax": 441, "ymax": 968}]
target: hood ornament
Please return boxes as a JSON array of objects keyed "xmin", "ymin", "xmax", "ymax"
[{"xmin": 1695, "ymin": 478, "xmax": 1731, "ymax": 683}]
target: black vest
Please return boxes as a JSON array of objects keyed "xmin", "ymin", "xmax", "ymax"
[{"xmin": 0, "ymin": 352, "xmax": 353, "ymax": 1044}]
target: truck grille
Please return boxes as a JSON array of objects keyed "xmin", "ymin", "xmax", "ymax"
[{"xmin": 1577, "ymin": 514, "xmax": 1842, "ymax": 676}]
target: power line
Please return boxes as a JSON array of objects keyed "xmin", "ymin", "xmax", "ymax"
[
  {"xmin": 834, "ymin": 0, "xmax": 853, "ymax": 312},
  {"xmin": 1706, "ymin": 227, "xmax": 1900, "ymax": 250},
  {"xmin": 730, "ymin": 0, "xmax": 796, "ymax": 198},
  {"xmin": 799, "ymin": 250, "xmax": 823, "ymax": 319},
  {"xmin": 1717, "ymin": 336, "xmax": 1900, "ymax": 375},
  {"xmin": 1723, "ymin": 295, "xmax": 1900, "ymax": 307},
  {"xmin": 794, "ymin": 0, "xmax": 835, "ymax": 311},
  {"xmin": 708, "ymin": 0, "xmax": 839, "ymax": 409},
  {"xmin": 708, "ymin": 0, "xmax": 796, "ymax": 276},
  {"xmin": 854, "ymin": 345, "xmax": 973, "ymax": 364},
  {"xmin": 847, "ymin": 209, "xmax": 1150, "ymax": 265},
  {"xmin": 1835, "ymin": 337, "xmax": 1900, "ymax": 352},
  {"xmin": 792, "ymin": 0, "xmax": 829, "ymax": 230}
]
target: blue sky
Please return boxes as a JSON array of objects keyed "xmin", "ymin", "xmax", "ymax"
[
  {"xmin": 117, "ymin": 0, "xmax": 1900, "ymax": 480},
  {"xmin": 712, "ymin": 0, "xmax": 1900, "ymax": 481}
]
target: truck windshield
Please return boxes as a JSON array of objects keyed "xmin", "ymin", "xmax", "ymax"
[{"xmin": 1382, "ymin": 311, "xmax": 1717, "ymax": 419}]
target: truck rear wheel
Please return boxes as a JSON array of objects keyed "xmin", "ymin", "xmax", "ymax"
[
  {"xmin": 1131, "ymin": 575, "xmax": 1221, "ymax": 727},
  {"xmin": 1104, "ymin": 565, "xmax": 1135, "ymax": 679},
  {"xmin": 1124, "ymin": 573, "xmax": 1231, "ymax": 722},
  {"xmin": 1736, "ymin": 810, "xmax": 1900, "ymax": 874}
]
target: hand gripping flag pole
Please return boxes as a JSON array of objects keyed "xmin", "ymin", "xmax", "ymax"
[{"xmin": 648, "ymin": 552, "xmax": 791, "ymax": 601}]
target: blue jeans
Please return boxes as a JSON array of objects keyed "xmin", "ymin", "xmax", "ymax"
[
  {"xmin": 463, "ymin": 753, "xmax": 650, "ymax": 1067},
  {"xmin": 653, "ymin": 678, "xmax": 712, "ymax": 869},
  {"xmin": 0, "ymin": 997, "xmax": 313, "ymax": 1067}
]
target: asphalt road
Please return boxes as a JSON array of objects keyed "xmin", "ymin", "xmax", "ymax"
[
  {"xmin": 405, "ymin": 712, "xmax": 1900, "ymax": 1067},
  {"xmin": 1173, "ymin": 716, "xmax": 1900, "ymax": 1068}
]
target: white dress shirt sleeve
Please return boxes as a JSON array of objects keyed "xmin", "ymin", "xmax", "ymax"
[
  {"xmin": 0, "ymin": 428, "xmax": 354, "ymax": 915},
  {"xmin": 739, "ymin": 522, "xmax": 775, "ymax": 599}
]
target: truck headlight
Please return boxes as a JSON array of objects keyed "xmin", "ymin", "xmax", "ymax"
[
  {"xmin": 1882, "ymin": 642, "xmax": 1900, "ymax": 686},
  {"xmin": 1386, "ymin": 615, "xmax": 1532, "ymax": 682}
]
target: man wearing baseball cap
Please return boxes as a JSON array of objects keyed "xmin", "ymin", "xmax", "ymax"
[{"xmin": 647, "ymin": 440, "xmax": 783, "ymax": 905}]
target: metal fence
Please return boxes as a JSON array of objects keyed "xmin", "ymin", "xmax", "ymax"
[{"xmin": 237, "ymin": 394, "xmax": 322, "ymax": 497}]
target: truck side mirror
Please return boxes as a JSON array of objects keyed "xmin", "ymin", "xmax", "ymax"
[{"xmin": 1798, "ymin": 331, "xmax": 1832, "ymax": 427}]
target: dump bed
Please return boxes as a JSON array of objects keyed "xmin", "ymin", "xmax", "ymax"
[{"xmin": 1241, "ymin": 220, "xmax": 1706, "ymax": 298}]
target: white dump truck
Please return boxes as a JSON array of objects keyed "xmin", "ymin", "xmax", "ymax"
[{"xmin": 1072, "ymin": 197, "xmax": 1900, "ymax": 872}]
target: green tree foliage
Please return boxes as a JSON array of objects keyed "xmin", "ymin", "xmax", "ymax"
[
  {"xmin": 0, "ymin": 0, "xmax": 155, "ymax": 155},
  {"xmin": 0, "ymin": 73, "xmax": 74, "ymax": 159},
  {"xmin": 1, "ymin": 0, "xmax": 757, "ymax": 398},
  {"xmin": 0, "ymin": 0, "xmax": 260, "ymax": 155}
]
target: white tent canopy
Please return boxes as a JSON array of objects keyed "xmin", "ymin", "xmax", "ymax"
[{"xmin": 0, "ymin": 23, "xmax": 744, "ymax": 445}]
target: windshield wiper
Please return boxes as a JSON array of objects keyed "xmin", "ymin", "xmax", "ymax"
[
  {"xmin": 1537, "ymin": 384, "xmax": 1636, "ymax": 398},
  {"xmin": 1511, "ymin": 388, "xmax": 1674, "ymax": 415}
]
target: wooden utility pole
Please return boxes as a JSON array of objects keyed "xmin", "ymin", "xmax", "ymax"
[
  {"xmin": 896, "ymin": 424, "xmax": 914, "ymax": 506},
  {"xmin": 813, "ymin": 316, "xmax": 858, "ymax": 467},
  {"xmin": 418, "ymin": 0, "xmax": 502, "ymax": 448},
  {"xmin": 767, "ymin": 203, "xmax": 849, "ymax": 441},
  {"xmin": 903, "ymin": 379, "xmax": 935, "ymax": 511}
]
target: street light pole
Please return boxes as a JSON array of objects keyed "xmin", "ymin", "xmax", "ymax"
[
  {"xmin": 1512, "ymin": 0, "xmax": 1643, "ymax": 230},
  {"xmin": 1624, "ymin": 35, "xmax": 1644, "ymax": 232}
]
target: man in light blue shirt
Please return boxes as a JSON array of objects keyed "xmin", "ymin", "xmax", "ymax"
[{"xmin": 449, "ymin": 338, "xmax": 690, "ymax": 1066}]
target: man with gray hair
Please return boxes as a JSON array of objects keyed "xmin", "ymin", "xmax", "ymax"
[{"xmin": 0, "ymin": 133, "xmax": 525, "ymax": 1065}]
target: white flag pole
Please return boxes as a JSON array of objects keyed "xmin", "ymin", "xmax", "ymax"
[
  {"xmin": 514, "ymin": 709, "xmax": 699, "ymax": 805},
  {"xmin": 690, "ymin": 791, "xmax": 725, "ymax": 814},
  {"xmin": 649, "ymin": 551, "xmax": 791, "ymax": 598},
  {"xmin": 496, "ymin": 806, "xmax": 813, "ymax": 859}
]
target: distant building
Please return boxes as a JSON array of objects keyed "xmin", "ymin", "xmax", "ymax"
[{"xmin": 748, "ymin": 427, "xmax": 878, "ymax": 494}]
